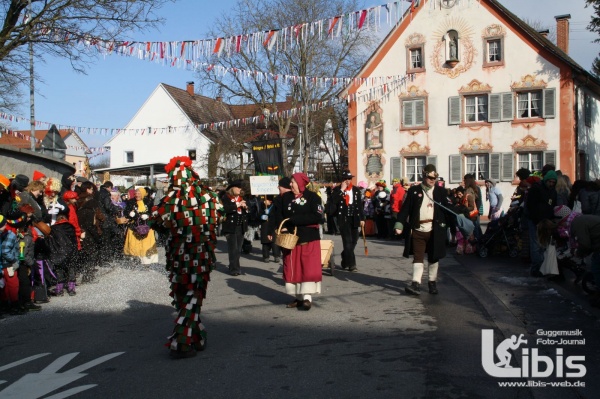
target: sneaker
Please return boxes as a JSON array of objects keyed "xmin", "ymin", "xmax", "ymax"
[
  {"xmin": 405, "ymin": 282, "xmax": 421, "ymax": 296},
  {"xmin": 428, "ymin": 281, "xmax": 438, "ymax": 295},
  {"xmin": 348, "ymin": 266, "xmax": 358, "ymax": 272},
  {"xmin": 262, "ymin": 258, "xmax": 270, "ymax": 263},
  {"xmin": 273, "ymin": 257, "xmax": 281, "ymax": 263}
]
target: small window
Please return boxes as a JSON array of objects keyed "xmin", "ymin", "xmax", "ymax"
[
  {"xmin": 517, "ymin": 91, "xmax": 542, "ymax": 119},
  {"xmin": 407, "ymin": 46, "xmax": 425, "ymax": 73},
  {"xmin": 484, "ymin": 37, "xmax": 504, "ymax": 67},
  {"xmin": 517, "ymin": 152, "xmax": 543, "ymax": 172},
  {"xmin": 465, "ymin": 95, "xmax": 488, "ymax": 122},
  {"xmin": 125, "ymin": 151, "xmax": 134, "ymax": 164},
  {"xmin": 465, "ymin": 154, "xmax": 489, "ymax": 180},
  {"xmin": 401, "ymin": 98, "xmax": 427, "ymax": 129},
  {"xmin": 188, "ymin": 149, "xmax": 197, "ymax": 160},
  {"xmin": 405, "ymin": 156, "xmax": 426, "ymax": 182},
  {"xmin": 585, "ymin": 94, "xmax": 592, "ymax": 127}
]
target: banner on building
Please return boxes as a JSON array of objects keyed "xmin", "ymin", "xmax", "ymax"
[{"xmin": 251, "ymin": 139, "xmax": 284, "ymax": 176}]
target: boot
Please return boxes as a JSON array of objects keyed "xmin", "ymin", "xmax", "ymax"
[
  {"xmin": 51, "ymin": 283, "xmax": 64, "ymax": 297},
  {"xmin": 405, "ymin": 282, "xmax": 421, "ymax": 296},
  {"xmin": 428, "ymin": 281, "xmax": 438, "ymax": 295},
  {"xmin": 67, "ymin": 281, "xmax": 77, "ymax": 296}
]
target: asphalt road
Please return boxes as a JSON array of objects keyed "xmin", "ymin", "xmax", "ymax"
[{"xmin": 1, "ymin": 233, "xmax": 598, "ymax": 398}]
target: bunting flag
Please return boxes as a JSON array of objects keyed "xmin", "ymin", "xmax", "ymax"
[
  {"xmin": 32, "ymin": 1, "xmax": 419, "ymax": 64},
  {"xmin": 0, "ymin": 74, "xmax": 412, "ymax": 141}
]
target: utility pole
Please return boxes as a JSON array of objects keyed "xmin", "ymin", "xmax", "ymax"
[{"xmin": 28, "ymin": 0, "xmax": 35, "ymax": 151}]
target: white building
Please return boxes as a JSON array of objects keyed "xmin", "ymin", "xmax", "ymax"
[{"xmin": 344, "ymin": 0, "xmax": 600, "ymax": 212}]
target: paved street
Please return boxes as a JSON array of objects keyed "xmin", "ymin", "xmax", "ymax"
[{"xmin": 1, "ymin": 233, "xmax": 598, "ymax": 398}]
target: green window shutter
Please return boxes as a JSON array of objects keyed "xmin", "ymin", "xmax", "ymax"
[
  {"xmin": 449, "ymin": 154, "xmax": 462, "ymax": 184},
  {"xmin": 403, "ymin": 100, "xmax": 414, "ymax": 127},
  {"xmin": 543, "ymin": 150, "xmax": 556, "ymax": 167},
  {"xmin": 426, "ymin": 155, "xmax": 437, "ymax": 170},
  {"xmin": 489, "ymin": 153, "xmax": 501, "ymax": 181},
  {"xmin": 501, "ymin": 92, "xmax": 514, "ymax": 121},
  {"xmin": 391, "ymin": 157, "xmax": 402, "ymax": 181},
  {"xmin": 501, "ymin": 152, "xmax": 514, "ymax": 181},
  {"xmin": 415, "ymin": 99, "xmax": 425, "ymax": 126},
  {"xmin": 448, "ymin": 96, "xmax": 461, "ymax": 125},
  {"xmin": 488, "ymin": 94, "xmax": 501, "ymax": 122},
  {"xmin": 543, "ymin": 88, "xmax": 556, "ymax": 118}
]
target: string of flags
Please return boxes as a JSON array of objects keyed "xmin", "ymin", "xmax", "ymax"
[
  {"xmin": 31, "ymin": 0, "xmax": 418, "ymax": 87},
  {"xmin": 0, "ymin": 74, "xmax": 413, "ymax": 144},
  {"xmin": 1, "ymin": 129, "xmax": 108, "ymax": 153}
]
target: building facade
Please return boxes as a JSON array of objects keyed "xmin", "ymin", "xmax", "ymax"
[{"xmin": 345, "ymin": 0, "xmax": 600, "ymax": 211}]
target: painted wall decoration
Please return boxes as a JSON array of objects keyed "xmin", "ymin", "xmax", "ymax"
[
  {"xmin": 431, "ymin": 17, "xmax": 476, "ymax": 78},
  {"xmin": 363, "ymin": 149, "xmax": 386, "ymax": 182},
  {"xmin": 365, "ymin": 111, "xmax": 384, "ymax": 150}
]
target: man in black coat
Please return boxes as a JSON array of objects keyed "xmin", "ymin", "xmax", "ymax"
[
  {"xmin": 330, "ymin": 170, "xmax": 365, "ymax": 272},
  {"xmin": 395, "ymin": 164, "xmax": 450, "ymax": 295}
]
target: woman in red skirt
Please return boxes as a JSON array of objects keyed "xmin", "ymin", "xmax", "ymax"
[{"xmin": 271, "ymin": 173, "xmax": 324, "ymax": 310}]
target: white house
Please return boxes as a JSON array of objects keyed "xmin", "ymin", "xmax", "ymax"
[{"xmin": 344, "ymin": 0, "xmax": 600, "ymax": 212}]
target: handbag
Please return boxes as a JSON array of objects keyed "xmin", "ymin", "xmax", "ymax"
[
  {"xmin": 135, "ymin": 218, "xmax": 151, "ymax": 237},
  {"xmin": 540, "ymin": 242, "xmax": 559, "ymax": 275}
]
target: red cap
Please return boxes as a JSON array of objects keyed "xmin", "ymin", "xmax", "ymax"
[
  {"xmin": 33, "ymin": 170, "xmax": 46, "ymax": 181},
  {"xmin": 63, "ymin": 191, "xmax": 79, "ymax": 201}
]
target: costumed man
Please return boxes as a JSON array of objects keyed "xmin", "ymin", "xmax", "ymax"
[
  {"xmin": 330, "ymin": 170, "xmax": 365, "ymax": 272},
  {"xmin": 152, "ymin": 156, "xmax": 224, "ymax": 359},
  {"xmin": 395, "ymin": 164, "xmax": 450, "ymax": 295}
]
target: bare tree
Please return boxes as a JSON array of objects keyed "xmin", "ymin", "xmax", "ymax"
[
  {"xmin": 0, "ymin": 0, "xmax": 171, "ymax": 109},
  {"xmin": 196, "ymin": 0, "xmax": 378, "ymax": 175},
  {"xmin": 522, "ymin": 18, "xmax": 557, "ymax": 44}
]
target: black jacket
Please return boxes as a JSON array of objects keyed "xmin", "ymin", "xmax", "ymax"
[
  {"xmin": 330, "ymin": 185, "xmax": 364, "ymax": 228},
  {"xmin": 396, "ymin": 184, "xmax": 450, "ymax": 262},
  {"xmin": 276, "ymin": 190, "xmax": 324, "ymax": 244},
  {"xmin": 526, "ymin": 182, "xmax": 557, "ymax": 224},
  {"xmin": 220, "ymin": 194, "xmax": 248, "ymax": 235}
]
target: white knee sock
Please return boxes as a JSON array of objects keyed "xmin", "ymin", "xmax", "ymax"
[
  {"xmin": 412, "ymin": 263, "xmax": 424, "ymax": 283},
  {"xmin": 303, "ymin": 294, "xmax": 312, "ymax": 302},
  {"xmin": 428, "ymin": 262, "xmax": 439, "ymax": 282}
]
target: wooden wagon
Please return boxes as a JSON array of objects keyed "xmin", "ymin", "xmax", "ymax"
[{"xmin": 320, "ymin": 239, "xmax": 335, "ymax": 276}]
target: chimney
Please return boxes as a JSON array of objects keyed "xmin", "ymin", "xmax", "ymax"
[
  {"xmin": 555, "ymin": 14, "xmax": 571, "ymax": 54},
  {"xmin": 186, "ymin": 81, "xmax": 194, "ymax": 96},
  {"xmin": 538, "ymin": 29, "xmax": 549, "ymax": 39}
]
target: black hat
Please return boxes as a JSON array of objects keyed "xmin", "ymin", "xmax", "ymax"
[
  {"xmin": 341, "ymin": 170, "xmax": 354, "ymax": 180},
  {"xmin": 226, "ymin": 180, "xmax": 243, "ymax": 191},
  {"xmin": 11, "ymin": 174, "xmax": 29, "ymax": 191},
  {"xmin": 76, "ymin": 176, "xmax": 89, "ymax": 183},
  {"xmin": 278, "ymin": 177, "xmax": 291, "ymax": 188}
]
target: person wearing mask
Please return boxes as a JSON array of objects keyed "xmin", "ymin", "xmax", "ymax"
[
  {"xmin": 268, "ymin": 173, "xmax": 324, "ymax": 310},
  {"xmin": 525, "ymin": 170, "xmax": 558, "ymax": 277},
  {"xmin": 220, "ymin": 180, "xmax": 247, "ymax": 276},
  {"xmin": 330, "ymin": 170, "xmax": 365, "ymax": 272},
  {"xmin": 394, "ymin": 164, "xmax": 450, "ymax": 295},
  {"xmin": 152, "ymin": 156, "xmax": 224, "ymax": 358},
  {"xmin": 123, "ymin": 187, "xmax": 157, "ymax": 265}
]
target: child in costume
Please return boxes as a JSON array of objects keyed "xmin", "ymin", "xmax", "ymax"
[{"xmin": 152, "ymin": 156, "xmax": 224, "ymax": 358}]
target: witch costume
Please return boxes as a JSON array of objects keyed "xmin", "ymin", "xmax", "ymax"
[{"xmin": 152, "ymin": 156, "xmax": 224, "ymax": 358}]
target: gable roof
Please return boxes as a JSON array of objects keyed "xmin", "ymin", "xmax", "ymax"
[
  {"xmin": 0, "ymin": 128, "xmax": 90, "ymax": 153},
  {"xmin": 344, "ymin": 0, "xmax": 600, "ymax": 96}
]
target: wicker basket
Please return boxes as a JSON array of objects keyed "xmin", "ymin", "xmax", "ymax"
[{"xmin": 275, "ymin": 218, "xmax": 298, "ymax": 250}]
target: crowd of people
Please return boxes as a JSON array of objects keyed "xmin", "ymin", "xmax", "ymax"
[{"xmin": 2, "ymin": 159, "xmax": 599, "ymax": 354}]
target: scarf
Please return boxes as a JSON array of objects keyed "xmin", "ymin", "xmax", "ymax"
[
  {"xmin": 344, "ymin": 183, "xmax": 353, "ymax": 206},
  {"xmin": 292, "ymin": 172, "xmax": 310, "ymax": 199}
]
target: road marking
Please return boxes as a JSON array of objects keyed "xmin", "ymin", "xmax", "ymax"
[{"xmin": 0, "ymin": 352, "xmax": 124, "ymax": 399}]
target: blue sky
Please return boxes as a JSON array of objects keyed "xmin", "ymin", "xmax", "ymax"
[{"xmin": 10, "ymin": 0, "xmax": 599, "ymax": 150}]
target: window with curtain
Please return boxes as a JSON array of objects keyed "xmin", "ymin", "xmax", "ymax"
[
  {"xmin": 465, "ymin": 154, "xmax": 489, "ymax": 180},
  {"xmin": 487, "ymin": 39, "xmax": 502, "ymax": 62},
  {"xmin": 465, "ymin": 95, "xmax": 488, "ymax": 122},
  {"xmin": 517, "ymin": 152, "xmax": 542, "ymax": 172},
  {"xmin": 410, "ymin": 48, "xmax": 422, "ymax": 69},
  {"xmin": 517, "ymin": 91, "xmax": 541, "ymax": 118},
  {"xmin": 405, "ymin": 157, "xmax": 426, "ymax": 182}
]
